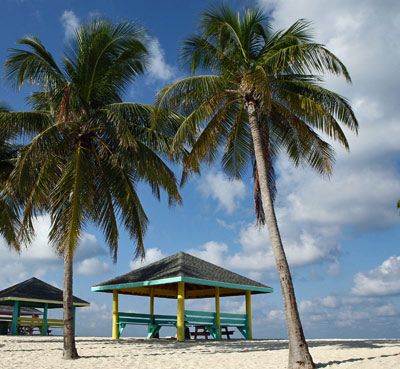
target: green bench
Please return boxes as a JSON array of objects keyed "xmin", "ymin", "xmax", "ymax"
[
  {"xmin": 220, "ymin": 311, "xmax": 248, "ymax": 339},
  {"xmin": 184, "ymin": 310, "xmax": 249, "ymax": 339},
  {"xmin": 117, "ymin": 310, "xmax": 249, "ymax": 339},
  {"xmin": 118, "ymin": 312, "xmax": 178, "ymax": 338}
]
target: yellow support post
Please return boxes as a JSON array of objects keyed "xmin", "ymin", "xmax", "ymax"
[
  {"xmin": 176, "ymin": 282, "xmax": 185, "ymax": 342},
  {"xmin": 150, "ymin": 287, "xmax": 155, "ymax": 316},
  {"xmin": 112, "ymin": 290, "xmax": 119, "ymax": 340},
  {"xmin": 245, "ymin": 291, "xmax": 252, "ymax": 340},
  {"xmin": 215, "ymin": 287, "xmax": 221, "ymax": 340}
]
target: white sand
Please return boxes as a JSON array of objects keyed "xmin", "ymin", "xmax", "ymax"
[{"xmin": 0, "ymin": 337, "xmax": 399, "ymax": 369}]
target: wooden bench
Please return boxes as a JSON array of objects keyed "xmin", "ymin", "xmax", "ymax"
[
  {"xmin": 118, "ymin": 312, "xmax": 177, "ymax": 338},
  {"xmin": 219, "ymin": 312, "xmax": 248, "ymax": 339},
  {"xmin": 184, "ymin": 310, "xmax": 248, "ymax": 339},
  {"xmin": 0, "ymin": 316, "xmax": 63, "ymax": 335},
  {"xmin": 184, "ymin": 310, "xmax": 217, "ymax": 339},
  {"xmin": 17, "ymin": 317, "xmax": 64, "ymax": 335}
]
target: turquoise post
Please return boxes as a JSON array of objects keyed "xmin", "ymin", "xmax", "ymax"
[
  {"xmin": 215, "ymin": 287, "xmax": 221, "ymax": 340},
  {"xmin": 73, "ymin": 306, "xmax": 76, "ymax": 333},
  {"xmin": 42, "ymin": 303, "xmax": 48, "ymax": 336},
  {"xmin": 11, "ymin": 301, "xmax": 20, "ymax": 335}
]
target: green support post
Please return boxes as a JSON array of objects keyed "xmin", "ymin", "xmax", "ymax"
[
  {"xmin": 215, "ymin": 287, "xmax": 221, "ymax": 340},
  {"xmin": 11, "ymin": 301, "xmax": 20, "ymax": 336},
  {"xmin": 42, "ymin": 303, "xmax": 48, "ymax": 336},
  {"xmin": 73, "ymin": 306, "xmax": 76, "ymax": 333}
]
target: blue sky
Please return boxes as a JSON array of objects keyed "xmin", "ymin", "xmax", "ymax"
[{"xmin": 0, "ymin": 0, "xmax": 399, "ymax": 339}]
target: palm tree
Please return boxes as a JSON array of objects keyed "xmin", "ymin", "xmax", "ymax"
[
  {"xmin": 2, "ymin": 20, "xmax": 182, "ymax": 359},
  {"xmin": 156, "ymin": 6, "xmax": 357, "ymax": 369}
]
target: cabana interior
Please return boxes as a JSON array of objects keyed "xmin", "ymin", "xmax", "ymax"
[
  {"xmin": 0, "ymin": 277, "xmax": 90, "ymax": 336},
  {"xmin": 92, "ymin": 252, "xmax": 273, "ymax": 341}
]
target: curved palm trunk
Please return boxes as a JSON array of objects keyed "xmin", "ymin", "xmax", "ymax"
[
  {"xmin": 246, "ymin": 100, "xmax": 314, "ymax": 369},
  {"xmin": 63, "ymin": 247, "xmax": 79, "ymax": 359}
]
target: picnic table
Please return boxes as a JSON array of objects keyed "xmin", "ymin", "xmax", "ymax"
[{"xmin": 190, "ymin": 325, "xmax": 235, "ymax": 340}]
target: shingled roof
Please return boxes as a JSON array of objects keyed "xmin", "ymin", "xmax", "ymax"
[
  {"xmin": 0, "ymin": 278, "xmax": 90, "ymax": 308},
  {"xmin": 93, "ymin": 252, "xmax": 272, "ymax": 298}
]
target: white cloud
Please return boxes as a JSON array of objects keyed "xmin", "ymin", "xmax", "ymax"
[
  {"xmin": 296, "ymin": 293, "xmax": 399, "ymax": 331},
  {"xmin": 216, "ymin": 218, "xmax": 235, "ymax": 230},
  {"xmin": 375, "ymin": 303, "xmax": 397, "ymax": 317},
  {"xmin": 74, "ymin": 232, "xmax": 106, "ymax": 261},
  {"xmin": 352, "ymin": 256, "xmax": 400, "ymax": 296},
  {"xmin": 280, "ymin": 160, "xmax": 400, "ymax": 231},
  {"xmin": 187, "ymin": 241, "xmax": 229, "ymax": 267},
  {"xmin": 130, "ymin": 247, "xmax": 166, "ymax": 270},
  {"xmin": 228, "ymin": 222, "xmax": 339, "ymax": 272},
  {"xmin": 60, "ymin": 10, "xmax": 80, "ymax": 39},
  {"xmin": 146, "ymin": 38, "xmax": 175, "ymax": 82},
  {"xmin": 76, "ymin": 302, "xmax": 111, "ymax": 334},
  {"xmin": 267, "ymin": 309, "xmax": 285, "ymax": 321},
  {"xmin": 0, "ymin": 215, "xmax": 105, "ymax": 289},
  {"xmin": 254, "ymin": 0, "xmax": 400, "ymax": 235},
  {"xmin": 76, "ymin": 257, "xmax": 110, "ymax": 276},
  {"xmin": 198, "ymin": 171, "xmax": 246, "ymax": 214},
  {"xmin": 321, "ymin": 295, "xmax": 338, "ymax": 308}
]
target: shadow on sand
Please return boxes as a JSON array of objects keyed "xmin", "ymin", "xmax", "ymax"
[
  {"xmin": 316, "ymin": 352, "xmax": 400, "ymax": 368},
  {"xmin": 4, "ymin": 337, "xmax": 399, "ymax": 363}
]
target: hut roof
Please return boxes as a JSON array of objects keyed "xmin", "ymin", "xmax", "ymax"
[
  {"xmin": 0, "ymin": 278, "xmax": 90, "ymax": 308},
  {"xmin": 92, "ymin": 252, "xmax": 273, "ymax": 298},
  {"xmin": 0, "ymin": 305, "xmax": 42, "ymax": 316}
]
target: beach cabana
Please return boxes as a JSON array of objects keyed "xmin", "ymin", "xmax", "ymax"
[
  {"xmin": 0, "ymin": 277, "xmax": 89, "ymax": 335},
  {"xmin": 92, "ymin": 252, "xmax": 273, "ymax": 341}
]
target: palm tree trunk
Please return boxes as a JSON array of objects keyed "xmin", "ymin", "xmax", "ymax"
[
  {"xmin": 63, "ymin": 247, "xmax": 79, "ymax": 359},
  {"xmin": 246, "ymin": 100, "xmax": 314, "ymax": 369}
]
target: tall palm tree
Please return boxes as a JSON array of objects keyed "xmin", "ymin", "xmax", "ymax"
[
  {"xmin": 156, "ymin": 6, "xmax": 357, "ymax": 369},
  {"xmin": 2, "ymin": 20, "xmax": 182, "ymax": 359}
]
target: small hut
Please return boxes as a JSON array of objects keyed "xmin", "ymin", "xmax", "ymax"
[
  {"xmin": 92, "ymin": 252, "xmax": 273, "ymax": 341},
  {"xmin": 0, "ymin": 277, "xmax": 90, "ymax": 335}
]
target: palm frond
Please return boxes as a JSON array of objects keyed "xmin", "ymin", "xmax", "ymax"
[
  {"xmin": 5, "ymin": 36, "xmax": 64, "ymax": 89},
  {"xmin": 49, "ymin": 144, "xmax": 90, "ymax": 256},
  {"xmin": 0, "ymin": 111, "xmax": 52, "ymax": 140},
  {"xmin": 0, "ymin": 193, "xmax": 21, "ymax": 250}
]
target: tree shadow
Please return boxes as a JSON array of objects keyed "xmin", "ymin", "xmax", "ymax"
[
  {"xmin": 308, "ymin": 339, "xmax": 400, "ymax": 350},
  {"xmin": 316, "ymin": 352, "xmax": 400, "ymax": 368},
  {"xmin": 3, "ymin": 337, "xmax": 400, "ymax": 358}
]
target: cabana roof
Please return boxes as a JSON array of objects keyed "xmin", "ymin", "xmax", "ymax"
[
  {"xmin": 0, "ymin": 277, "xmax": 90, "ymax": 309},
  {"xmin": 92, "ymin": 252, "xmax": 273, "ymax": 298},
  {"xmin": 0, "ymin": 305, "xmax": 42, "ymax": 316}
]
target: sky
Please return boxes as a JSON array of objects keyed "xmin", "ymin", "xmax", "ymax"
[{"xmin": 0, "ymin": 0, "xmax": 399, "ymax": 339}]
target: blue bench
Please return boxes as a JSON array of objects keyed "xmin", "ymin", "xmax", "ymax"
[{"xmin": 117, "ymin": 310, "xmax": 249, "ymax": 339}]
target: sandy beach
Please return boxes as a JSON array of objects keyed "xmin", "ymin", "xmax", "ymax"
[{"xmin": 0, "ymin": 337, "xmax": 399, "ymax": 369}]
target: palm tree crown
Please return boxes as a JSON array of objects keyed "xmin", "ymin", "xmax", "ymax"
[
  {"xmin": 157, "ymin": 6, "xmax": 357, "ymax": 222},
  {"xmin": 3, "ymin": 19, "xmax": 181, "ymax": 260}
]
